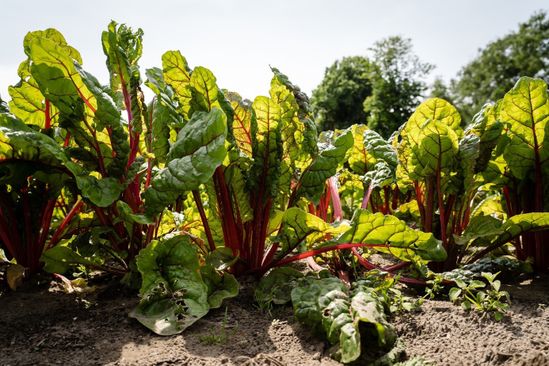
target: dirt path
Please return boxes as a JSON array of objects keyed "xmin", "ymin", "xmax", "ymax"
[{"xmin": 0, "ymin": 275, "xmax": 548, "ymax": 365}]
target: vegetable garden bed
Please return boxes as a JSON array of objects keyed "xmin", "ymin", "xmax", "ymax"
[
  {"xmin": 0, "ymin": 274, "xmax": 547, "ymax": 366},
  {"xmin": 2, "ymin": 21, "xmax": 549, "ymax": 365}
]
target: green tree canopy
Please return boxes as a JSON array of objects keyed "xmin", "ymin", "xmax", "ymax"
[
  {"xmin": 451, "ymin": 11, "xmax": 549, "ymax": 121},
  {"xmin": 311, "ymin": 56, "xmax": 375, "ymax": 131},
  {"xmin": 429, "ymin": 77, "xmax": 455, "ymax": 105},
  {"xmin": 364, "ymin": 37, "xmax": 434, "ymax": 138},
  {"xmin": 311, "ymin": 36, "xmax": 433, "ymax": 138}
]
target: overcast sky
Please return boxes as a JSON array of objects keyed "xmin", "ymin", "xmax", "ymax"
[{"xmin": 0, "ymin": 0, "xmax": 547, "ymax": 101}]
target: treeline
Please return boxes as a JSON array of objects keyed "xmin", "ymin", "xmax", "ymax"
[{"xmin": 311, "ymin": 11, "xmax": 549, "ymax": 136}]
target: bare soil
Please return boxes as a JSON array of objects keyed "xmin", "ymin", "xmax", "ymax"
[{"xmin": 0, "ymin": 275, "xmax": 548, "ymax": 366}]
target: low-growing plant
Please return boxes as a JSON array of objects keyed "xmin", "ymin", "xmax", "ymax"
[
  {"xmin": 255, "ymin": 267, "xmax": 420, "ymax": 364},
  {"xmin": 198, "ymin": 306, "xmax": 236, "ymax": 345},
  {"xmin": 448, "ymin": 272, "xmax": 510, "ymax": 320},
  {"xmin": 130, "ymin": 236, "xmax": 239, "ymax": 335}
]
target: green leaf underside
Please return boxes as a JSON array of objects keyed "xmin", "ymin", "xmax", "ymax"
[
  {"xmin": 291, "ymin": 276, "xmax": 397, "ymax": 363},
  {"xmin": 500, "ymin": 77, "xmax": 549, "ymax": 179},
  {"xmin": 131, "ymin": 236, "xmax": 238, "ymax": 335}
]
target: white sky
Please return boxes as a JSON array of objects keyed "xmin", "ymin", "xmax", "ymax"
[{"xmin": 1, "ymin": 0, "xmax": 547, "ymax": 101}]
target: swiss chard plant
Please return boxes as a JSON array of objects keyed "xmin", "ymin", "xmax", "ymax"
[
  {"xmin": 393, "ymin": 95, "xmax": 549, "ymax": 271},
  {"xmin": 473, "ymin": 77, "xmax": 549, "ymax": 272},
  {"xmin": 142, "ymin": 57, "xmax": 366, "ymax": 275},
  {"xmin": 2, "ymin": 23, "xmax": 224, "ymax": 275},
  {"xmin": 0, "ymin": 107, "xmax": 73, "ymax": 274}
]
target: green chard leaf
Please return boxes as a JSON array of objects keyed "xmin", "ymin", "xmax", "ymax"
[
  {"xmin": 8, "ymin": 59, "xmax": 59, "ymax": 129},
  {"xmin": 487, "ymin": 212, "xmax": 549, "ymax": 249},
  {"xmin": 101, "ymin": 21, "xmax": 143, "ymax": 96},
  {"xmin": 0, "ymin": 115, "xmax": 69, "ymax": 167},
  {"xmin": 348, "ymin": 124, "xmax": 375, "ymax": 175},
  {"xmin": 162, "ymin": 50, "xmax": 193, "ymax": 119},
  {"xmin": 409, "ymin": 120, "xmax": 459, "ymax": 180},
  {"xmin": 466, "ymin": 103, "xmax": 503, "ymax": 173},
  {"xmin": 131, "ymin": 236, "xmax": 238, "ymax": 336},
  {"xmin": 296, "ymin": 129, "xmax": 353, "ymax": 204},
  {"xmin": 500, "ymin": 77, "xmax": 549, "ymax": 180},
  {"xmin": 248, "ymin": 95, "xmax": 283, "ymax": 200},
  {"xmin": 291, "ymin": 276, "xmax": 397, "ymax": 363},
  {"xmin": 227, "ymin": 92, "xmax": 254, "ymax": 157},
  {"xmin": 277, "ymin": 207, "xmax": 349, "ymax": 254},
  {"xmin": 144, "ymin": 108, "xmax": 227, "ymax": 215},
  {"xmin": 336, "ymin": 210, "xmax": 446, "ymax": 263},
  {"xmin": 130, "ymin": 236, "xmax": 209, "ymax": 335},
  {"xmin": 397, "ymin": 98, "xmax": 461, "ymax": 185}
]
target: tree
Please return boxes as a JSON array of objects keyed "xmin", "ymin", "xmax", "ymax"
[
  {"xmin": 429, "ymin": 77, "xmax": 454, "ymax": 104},
  {"xmin": 363, "ymin": 36, "xmax": 434, "ymax": 138},
  {"xmin": 451, "ymin": 11, "xmax": 549, "ymax": 121},
  {"xmin": 311, "ymin": 56, "xmax": 375, "ymax": 130},
  {"xmin": 311, "ymin": 36, "xmax": 433, "ymax": 138}
]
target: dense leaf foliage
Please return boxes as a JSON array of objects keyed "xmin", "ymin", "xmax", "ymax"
[{"xmin": 451, "ymin": 11, "xmax": 549, "ymax": 120}]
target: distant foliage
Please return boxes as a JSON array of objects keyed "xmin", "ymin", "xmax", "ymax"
[
  {"xmin": 451, "ymin": 11, "xmax": 549, "ymax": 121},
  {"xmin": 311, "ymin": 36, "xmax": 432, "ymax": 138},
  {"xmin": 311, "ymin": 56, "xmax": 375, "ymax": 131},
  {"xmin": 363, "ymin": 36, "xmax": 434, "ymax": 138}
]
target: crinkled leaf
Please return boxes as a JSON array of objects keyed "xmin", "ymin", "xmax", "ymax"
[
  {"xmin": 402, "ymin": 98, "xmax": 461, "ymax": 143},
  {"xmin": 144, "ymin": 108, "xmax": 227, "ymax": 215},
  {"xmin": 189, "ymin": 66, "xmax": 221, "ymax": 112},
  {"xmin": 363, "ymin": 129, "xmax": 398, "ymax": 170},
  {"xmin": 270, "ymin": 67, "xmax": 318, "ymax": 157},
  {"xmin": 488, "ymin": 212, "xmax": 549, "ymax": 249},
  {"xmin": 101, "ymin": 21, "xmax": 143, "ymax": 96},
  {"xmin": 204, "ymin": 247, "xmax": 238, "ymax": 271},
  {"xmin": 397, "ymin": 98, "xmax": 461, "ymax": 186},
  {"xmin": 224, "ymin": 158, "xmax": 253, "ymax": 223},
  {"xmin": 454, "ymin": 214, "xmax": 503, "ymax": 247},
  {"xmin": 277, "ymin": 207, "xmax": 349, "ymax": 255},
  {"xmin": 348, "ymin": 124, "xmax": 374, "ymax": 175},
  {"xmin": 466, "ymin": 104, "xmax": 503, "ymax": 173},
  {"xmin": 410, "ymin": 121, "xmax": 459, "ymax": 180},
  {"xmin": 248, "ymin": 95, "xmax": 283, "ymax": 199},
  {"xmin": 162, "ymin": 50, "xmax": 192, "ymax": 118},
  {"xmin": 147, "ymin": 97, "xmax": 176, "ymax": 163},
  {"xmin": 67, "ymin": 161, "xmax": 123, "ymax": 207},
  {"xmin": 200, "ymin": 265, "xmax": 239, "ymax": 309},
  {"xmin": 291, "ymin": 276, "xmax": 396, "ymax": 363},
  {"xmin": 296, "ymin": 129, "xmax": 353, "ymax": 203},
  {"xmin": 0, "ymin": 115, "xmax": 68, "ymax": 166},
  {"xmin": 363, "ymin": 161, "xmax": 394, "ymax": 190},
  {"xmin": 336, "ymin": 210, "xmax": 446, "ymax": 262},
  {"xmin": 130, "ymin": 236, "xmax": 210, "ymax": 335}
]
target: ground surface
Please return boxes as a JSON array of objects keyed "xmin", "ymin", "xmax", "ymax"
[{"xmin": 0, "ymin": 275, "xmax": 548, "ymax": 366}]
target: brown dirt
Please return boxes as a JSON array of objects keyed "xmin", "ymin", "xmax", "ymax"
[
  {"xmin": 0, "ymin": 275, "xmax": 548, "ymax": 366},
  {"xmin": 394, "ymin": 275, "xmax": 549, "ymax": 366},
  {"xmin": 0, "ymin": 277, "xmax": 339, "ymax": 366}
]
